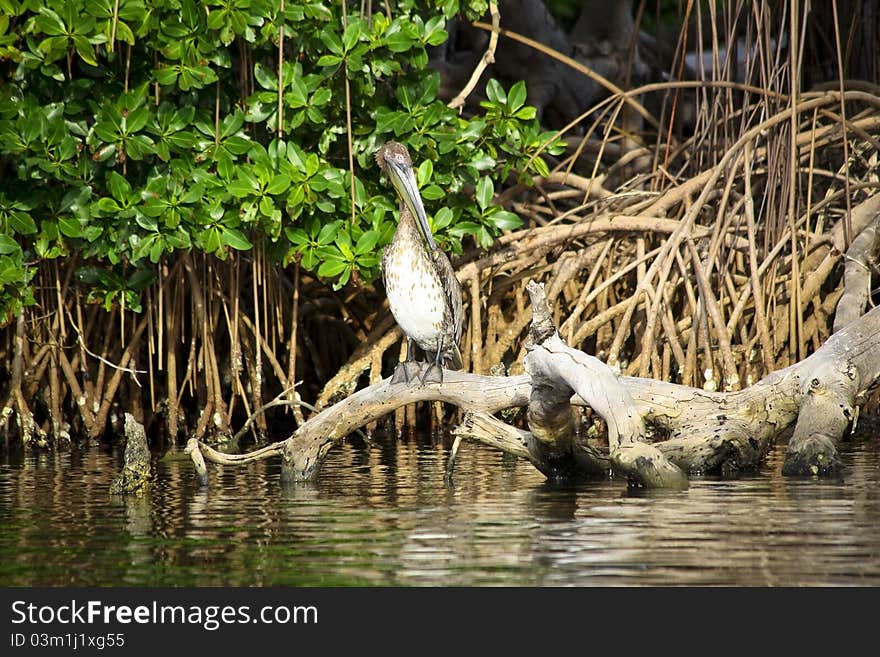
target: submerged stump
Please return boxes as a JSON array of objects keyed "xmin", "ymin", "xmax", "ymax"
[{"xmin": 110, "ymin": 414, "xmax": 152, "ymax": 495}]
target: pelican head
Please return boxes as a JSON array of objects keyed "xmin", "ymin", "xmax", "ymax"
[{"xmin": 376, "ymin": 141, "xmax": 437, "ymax": 250}]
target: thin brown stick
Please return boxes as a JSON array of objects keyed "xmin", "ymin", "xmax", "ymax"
[
  {"xmin": 287, "ymin": 260, "xmax": 304, "ymax": 426},
  {"xmin": 277, "ymin": 0, "xmax": 285, "ymax": 137},
  {"xmin": 448, "ymin": 1, "xmax": 499, "ymax": 111},
  {"xmin": 831, "ymin": 0, "xmax": 853, "ymax": 248},
  {"xmin": 743, "ymin": 141, "xmax": 775, "ymax": 374},
  {"xmin": 685, "ymin": 239, "xmax": 738, "ymax": 389},
  {"xmin": 469, "ymin": 274, "xmax": 482, "ymax": 375}
]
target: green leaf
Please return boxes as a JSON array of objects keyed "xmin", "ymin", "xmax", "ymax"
[
  {"xmin": 356, "ymin": 253, "xmax": 378, "ymax": 269},
  {"xmin": 267, "ymin": 174, "xmax": 292, "ymax": 195},
  {"xmin": 320, "ymin": 29, "xmax": 343, "ymax": 56},
  {"xmin": 166, "ymin": 230, "xmax": 191, "ymax": 249},
  {"xmin": 384, "ymin": 29, "xmax": 414, "ymax": 53},
  {"xmin": 84, "ymin": 225, "xmax": 103, "ymax": 242},
  {"xmin": 532, "ymin": 156, "xmax": 550, "ymax": 178},
  {"xmin": 9, "ymin": 212, "xmax": 37, "ymax": 235},
  {"xmin": 300, "ymin": 250, "xmax": 317, "ymax": 270},
  {"xmin": 336, "ymin": 238, "xmax": 354, "ymax": 260},
  {"xmin": 181, "ymin": 184, "xmax": 205, "ymax": 204},
  {"xmin": 97, "ymin": 197, "xmax": 122, "ymax": 214},
  {"xmin": 149, "ymin": 238, "xmax": 164, "ymax": 263},
  {"xmin": 259, "ymin": 196, "xmax": 275, "ymax": 217},
  {"xmin": 115, "ymin": 21, "xmax": 136, "ymax": 46},
  {"xmin": 316, "ymin": 54, "xmax": 342, "ymax": 67},
  {"xmin": 167, "ymin": 131, "xmax": 196, "ymax": 149},
  {"xmin": 224, "ymin": 135, "xmax": 252, "ymax": 154},
  {"xmin": 317, "ymin": 257, "xmax": 347, "ymax": 278},
  {"xmin": 317, "ymin": 221, "xmax": 340, "ymax": 245},
  {"xmin": 417, "ymin": 159, "xmax": 433, "ymax": 187},
  {"xmin": 0, "ymin": 257, "xmax": 23, "ymax": 284},
  {"xmin": 342, "ymin": 20, "xmax": 361, "ymax": 52},
  {"xmin": 476, "ymin": 176, "xmax": 494, "ymax": 211},
  {"xmin": 93, "ymin": 118, "xmax": 120, "ymax": 143},
  {"xmin": 334, "ymin": 267, "xmax": 352, "ymax": 289},
  {"xmin": 136, "ymin": 214, "xmax": 158, "ymax": 231},
  {"xmin": 287, "ymin": 76, "xmax": 308, "ymax": 108},
  {"xmin": 35, "ymin": 8, "xmax": 66, "ymax": 36},
  {"xmin": 355, "ymin": 230, "xmax": 380, "ymax": 255},
  {"xmin": 125, "ymin": 106, "xmax": 150, "ymax": 134},
  {"xmin": 216, "ymin": 152, "xmax": 234, "ymax": 180},
  {"xmin": 58, "ymin": 216, "xmax": 83, "ymax": 238},
  {"xmin": 485, "ymin": 78, "xmax": 505, "ymax": 104},
  {"xmin": 489, "ymin": 210, "xmax": 522, "ymax": 231},
  {"xmin": 306, "ymin": 106, "xmax": 325, "ymax": 125},
  {"xmin": 0, "ymin": 234, "xmax": 20, "ymax": 254},
  {"xmin": 228, "ymin": 178, "xmax": 257, "ymax": 198},
  {"xmin": 253, "ymin": 62, "xmax": 277, "ymax": 90},
  {"xmin": 421, "ymin": 184, "xmax": 445, "ymax": 201},
  {"xmin": 508, "ymin": 81, "xmax": 527, "ymax": 112},
  {"xmin": 433, "ymin": 207, "xmax": 454, "ymax": 230},
  {"xmin": 449, "ymin": 221, "xmax": 481, "ymax": 238},
  {"xmin": 125, "ymin": 134, "xmax": 155, "ymax": 160},
  {"xmin": 202, "ymin": 227, "xmax": 222, "ymax": 254},
  {"xmin": 478, "ymin": 225, "xmax": 493, "ymax": 249},
  {"xmin": 107, "ymin": 171, "xmax": 132, "ymax": 201},
  {"xmin": 127, "ymin": 269, "xmax": 156, "ymax": 290},
  {"xmin": 221, "ymin": 227, "xmax": 253, "ymax": 251},
  {"xmin": 311, "ymin": 88, "xmax": 332, "ymax": 106},
  {"xmin": 424, "ymin": 16, "xmax": 448, "ymax": 46},
  {"xmin": 155, "ymin": 67, "xmax": 179, "ymax": 86},
  {"xmin": 73, "ymin": 35, "xmax": 98, "ymax": 67}
]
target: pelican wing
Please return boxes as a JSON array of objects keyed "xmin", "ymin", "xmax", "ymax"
[{"xmin": 430, "ymin": 247, "xmax": 463, "ymax": 368}]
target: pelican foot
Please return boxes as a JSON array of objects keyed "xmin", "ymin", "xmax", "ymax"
[
  {"xmin": 421, "ymin": 363, "xmax": 444, "ymax": 384},
  {"xmin": 391, "ymin": 361, "xmax": 424, "ymax": 385}
]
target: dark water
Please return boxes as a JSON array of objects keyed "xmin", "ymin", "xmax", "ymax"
[{"xmin": 1, "ymin": 433, "xmax": 880, "ymax": 586}]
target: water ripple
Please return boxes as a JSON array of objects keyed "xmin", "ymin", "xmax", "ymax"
[{"xmin": 1, "ymin": 436, "xmax": 879, "ymax": 585}]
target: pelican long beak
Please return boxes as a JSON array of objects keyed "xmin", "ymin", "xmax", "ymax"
[{"xmin": 385, "ymin": 158, "xmax": 438, "ymax": 251}]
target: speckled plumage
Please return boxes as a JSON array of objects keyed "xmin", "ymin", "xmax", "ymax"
[
  {"xmin": 382, "ymin": 204, "xmax": 462, "ymax": 368},
  {"xmin": 377, "ymin": 142, "xmax": 463, "ymax": 378}
]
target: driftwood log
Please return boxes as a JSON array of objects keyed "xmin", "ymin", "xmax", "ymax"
[{"xmin": 188, "ymin": 219, "xmax": 880, "ymax": 487}]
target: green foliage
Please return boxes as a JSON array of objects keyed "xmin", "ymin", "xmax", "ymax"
[{"xmin": 0, "ymin": 0, "xmax": 563, "ymax": 314}]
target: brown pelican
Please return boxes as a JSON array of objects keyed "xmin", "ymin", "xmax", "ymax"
[{"xmin": 376, "ymin": 141, "xmax": 463, "ymax": 384}]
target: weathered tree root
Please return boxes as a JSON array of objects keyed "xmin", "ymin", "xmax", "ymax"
[
  {"xmin": 447, "ymin": 410, "xmax": 536, "ymax": 481},
  {"xmin": 184, "ymin": 439, "xmax": 210, "ymax": 487},
  {"xmin": 522, "ymin": 280, "xmax": 687, "ymax": 487},
  {"xmin": 1, "ymin": 312, "xmax": 45, "ymax": 446},
  {"xmin": 455, "ymin": 410, "xmax": 533, "ymax": 460},
  {"xmin": 782, "ymin": 434, "xmax": 844, "ymax": 478},
  {"xmin": 283, "ymin": 372, "xmax": 532, "ymax": 483},
  {"xmin": 832, "ymin": 215, "xmax": 880, "ymax": 332},
  {"xmin": 779, "ymin": 213, "xmax": 880, "ymax": 476}
]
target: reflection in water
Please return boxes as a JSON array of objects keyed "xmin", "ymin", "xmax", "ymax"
[
  {"xmin": 1, "ymin": 434, "xmax": 880, "ymax": 586},
  {"xmin": 115, "ymin": 493, "xmax": 153, "ymax": 585}
]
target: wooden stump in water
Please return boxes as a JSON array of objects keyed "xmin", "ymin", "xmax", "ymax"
[{"xmin": 110, "ymin": 414, "xmax": 152, "ymax": 495}]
